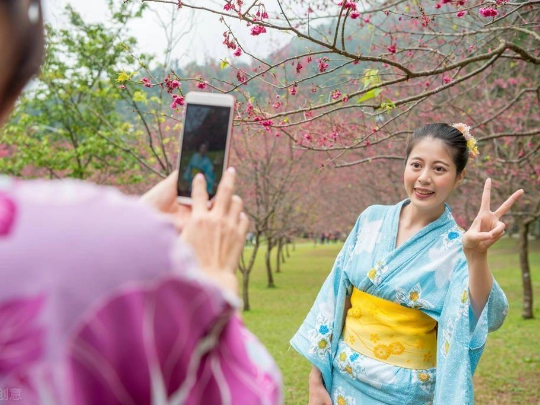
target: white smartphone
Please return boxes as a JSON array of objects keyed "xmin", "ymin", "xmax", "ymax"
[{"xmin": 176, "ymin": 91, "xmax": 235, "ymax": 205}]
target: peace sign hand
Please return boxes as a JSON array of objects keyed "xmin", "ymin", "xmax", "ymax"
[{"xmin": 462, "ymin": 178, "xmax": 524, "ymax": 254}]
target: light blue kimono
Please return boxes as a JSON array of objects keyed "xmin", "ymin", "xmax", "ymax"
[
  {"xmin": 290, "ymin": 200, "xmax": 508, "ymax": 405},
  {"xmin": 183, "ymin": 153, "xmax": 215, "ymax": 195}
]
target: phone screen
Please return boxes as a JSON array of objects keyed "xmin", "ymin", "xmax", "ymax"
[{"xmin": 177, "ymin": 103, "xmax": 232, "ymax": 199}]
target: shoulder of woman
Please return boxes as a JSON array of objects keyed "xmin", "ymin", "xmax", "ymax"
[{"xmin": 1, "ymin": 178, "xmax": 179, "ymax": 286}]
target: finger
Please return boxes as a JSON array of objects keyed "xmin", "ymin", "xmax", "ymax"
[
  {"xmin": 161, "ymin": 170, "xmax": 179, "ymax": 203},
  {"xmin": 191, "ymin": 173, "xmax": 209, "ymax": 217},
  {"xmin": 213, "ymin": 167, "xmax": 236, "ymax": 216},
  {"xmin": 171, "ymin": 204, "xmax": 192, "ymax": 233},
  {"xmin": 493, "ymin": 228, "xmax": 506, "ymax": 240},
  {"xmin": 494, "ymin": 189, "xmax": 524, "ymax": 218},
  {"xmin": 489, "ymin": 221, "xmax": 506, "ymax": 238},
  {"xmin": 479, "ymin": 178, "xmax": 492, "ymax": 212},
  {"xmin": 238, "ymin": 211, "xmax": 250, "ymax": 237},
  {"xmin": 472, "ymin": 232, "xmax": 496, "ymax": 242},
  {"xmin": 140, "ymin": 170, "xmax": 178, "ymax": 207},
  {"xmin": 228, "ymin": 194, "xmax": 244, "ymax": 223}
]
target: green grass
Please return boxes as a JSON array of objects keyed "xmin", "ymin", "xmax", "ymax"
[{"xmin": 241, "ymin": 238, "xmax": 540, "ymax": 404}]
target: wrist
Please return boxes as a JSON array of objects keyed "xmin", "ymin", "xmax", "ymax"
[
  {"xmin": 203, "ymin": 269, "xmax": 238, "ymax": 296},
  {"xmin": 463, "ymin": 249, "xmax": 488, "ymax": 263},
  {"xmin": 309, "ymin": 367, "xmax": 324, "ymax": 386}
]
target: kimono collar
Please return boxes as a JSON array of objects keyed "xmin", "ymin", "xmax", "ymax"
[{"xmin": 387, "ymin": 199, "xmax": 454, "ymax": 253}]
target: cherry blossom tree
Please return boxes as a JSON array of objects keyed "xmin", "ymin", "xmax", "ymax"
[
  {"xmin": 135, "ymin": 0, "xmax": 538, "ymax": 162},
  {"xmin": 231, "ymin": 125, "xmax": 324, "ymax": 308},
  {"xmin": 125, "ymin": 0, "xmax": 539, "ymax": 312}
]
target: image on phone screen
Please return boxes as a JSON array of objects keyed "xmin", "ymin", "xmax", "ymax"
[{"xmin": 177, "ymin": 103, "xmax": 231, "ymax": 199}]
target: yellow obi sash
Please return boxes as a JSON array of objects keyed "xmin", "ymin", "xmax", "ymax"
[{"xmin": 342, "ymin": 288, "xmax": 437, "ymax": 370}]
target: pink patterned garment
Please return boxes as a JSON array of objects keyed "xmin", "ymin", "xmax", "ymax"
[{"xmin": 0, "ymin": 177, "xmax": 282, "ymax": 404}]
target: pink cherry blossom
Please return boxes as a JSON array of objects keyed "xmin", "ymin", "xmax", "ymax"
[
  {"xmin": 141, "ymin": 77, "xmax": 152, "ymax": 88},
  {"xmin": 170, "ymin": 95, "xmax": 185, "ymax": 110},
  {"xmin": 317, "ymin": 58, "xmax": 329, "ymax": 73},
  {"xmin": 479, "ymin": 7, "xmax": 499, "ymax": 17},
  {"xmin": 331, "ymin": 90, "xmax": 342, "ymax": 100},
  {"xmin": 237, "ymin": 70, "xmax": 248, "ymax": 84},
  {"xmin": 250, "ymin": 25, "xmax": 267, "ymax": 36}
]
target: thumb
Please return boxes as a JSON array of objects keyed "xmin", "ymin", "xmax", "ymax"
[{"xmin": 142, "ymin": 171, "xmax": 178, "ymax": 208}]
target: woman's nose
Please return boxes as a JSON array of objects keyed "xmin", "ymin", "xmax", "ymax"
[{"xmin": 417, "ymin": 169, "xmax": 431, "ymax": 184}]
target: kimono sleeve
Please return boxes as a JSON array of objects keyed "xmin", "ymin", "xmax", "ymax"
[
  {"xmin": 434, "ymin": 257, "xmax": 508, "ymax": 404},
  {"xmin": 289, "ymin": 211, "xmax": 368, "ymax": 390},
  {"xmin": 468, "ymin": 277, "xmax": 508, "ymax": 371},
  {"xmin": 66, "ymin": 270, "xmax": 282, "ymax": 405}
]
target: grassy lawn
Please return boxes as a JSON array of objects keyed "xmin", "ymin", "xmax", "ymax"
[{"xmin": 241, "ymin": 238, "xmax": 540, "ymax": 404}]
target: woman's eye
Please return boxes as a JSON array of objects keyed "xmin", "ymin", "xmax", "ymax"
[
  {"xmin": 435, "ymin": 166, "xmax": 446, "ymax": 172},
  {"xmin": 411, "ymin": 162, "xmax": 421, "ymax": 168}
]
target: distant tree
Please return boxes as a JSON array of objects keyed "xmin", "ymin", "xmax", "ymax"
[{"xmin": 231, "ymin": 125, "xmax": 321, "ymax": 308}]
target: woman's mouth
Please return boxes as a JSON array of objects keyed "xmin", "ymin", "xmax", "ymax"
[{"xmin": 414, "ymin": 188, "xmax": 434, "ymax": 198}]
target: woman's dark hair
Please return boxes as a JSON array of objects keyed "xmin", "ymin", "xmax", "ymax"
[
  {"xmin": 405, "ymin": 123, "xmax": 469, "ymax": 175},
  {"xmin": 0, "ymin": 0, "xmax": 44, "ymax": 115}
]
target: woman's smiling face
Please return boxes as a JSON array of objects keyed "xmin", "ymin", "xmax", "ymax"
[{"xmin": 404, "ymin": 137, "xmax": 464, "ymax": 218}]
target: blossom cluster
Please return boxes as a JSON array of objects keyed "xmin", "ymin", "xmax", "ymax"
[
  {"xmin": 170, "ymin": 94, "xmax": 185, "ymax": 110},
  {"xmin": 250, "ymin": 25, "xmax": 267, "ymax": 36},
  {"xmin": 164, "ymin": 76, "xmax": 180, "ymax": 93},
  {"xmin": 479, "ymin": 7, "xmax": 499, "ymax": 17},
  {"xmin": 317, "ymin": 57, "xmax": 329, "ymax": 73},
  {"xmin": 141, "ymin": 77, "xmax": 151, "ymax": 88}
]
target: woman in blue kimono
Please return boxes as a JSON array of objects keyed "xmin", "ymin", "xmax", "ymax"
[
  {"xmin": 183, "ymin": 142, "xmax": 216, "ymax": 195},
  {"xmin": 291, "ymin": 123, "xmax": 524, "ymax": 404}
]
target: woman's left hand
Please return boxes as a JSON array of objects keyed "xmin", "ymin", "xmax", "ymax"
[
  {"xmin": 140, "ymin": 171, "xmax": 191, "ymax": 232},
  {"xmin": 462, "ymin": 178, "xmax": 524, "ymax": 254}
]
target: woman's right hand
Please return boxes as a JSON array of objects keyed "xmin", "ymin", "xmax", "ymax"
[
  {"xmin": 308, "ymin": 367, "xmax": 332, "ymax": 405},
  {"xmin": 180, "ymin": 167, "xmax": 249, "ymax": 296}
]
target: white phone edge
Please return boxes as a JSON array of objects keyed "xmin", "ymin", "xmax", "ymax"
[{"xmin": 176, "ymin": 91, "xmax": 236, "ymax": 205}]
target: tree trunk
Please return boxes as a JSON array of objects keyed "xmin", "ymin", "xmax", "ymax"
[
  {"xmin": 238, "ymin": 235, "xmax": 261, "ymax": 312},
  {"xmin": 276, "ymin": 239, "xmax": 282, "ymax": 273},
  {"xmin": 518, "ymin": 221, "xmax": 534, "ymax": 319},
  {"xmin": 286, "ymin": 241, "xmax": 291, "ymax": 258},
  {"xmin": 266, "ymin": 239, "xmax": 275, "ymax": 288},
  {"xmin": 242, "ymin": 271, "xmax": 250, "ymax": 311}
]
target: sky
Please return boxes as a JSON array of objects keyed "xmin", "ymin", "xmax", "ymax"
[{"xmin": 42, "ymin": 0, "xmax": 290, "ymax": 66}]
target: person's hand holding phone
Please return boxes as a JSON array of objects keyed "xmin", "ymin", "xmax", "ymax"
[
  {"xmin": 140, "ymin": 171, "xmax": 191, "ymax": 232},
  {"xmin": 180, "ymin": 167, "xmax": 249, "ymax": 296}
]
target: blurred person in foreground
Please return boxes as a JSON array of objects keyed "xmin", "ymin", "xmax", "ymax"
[{"xmin": 0, "ymin": 0, "xmax": 282, "ymax": 403}]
